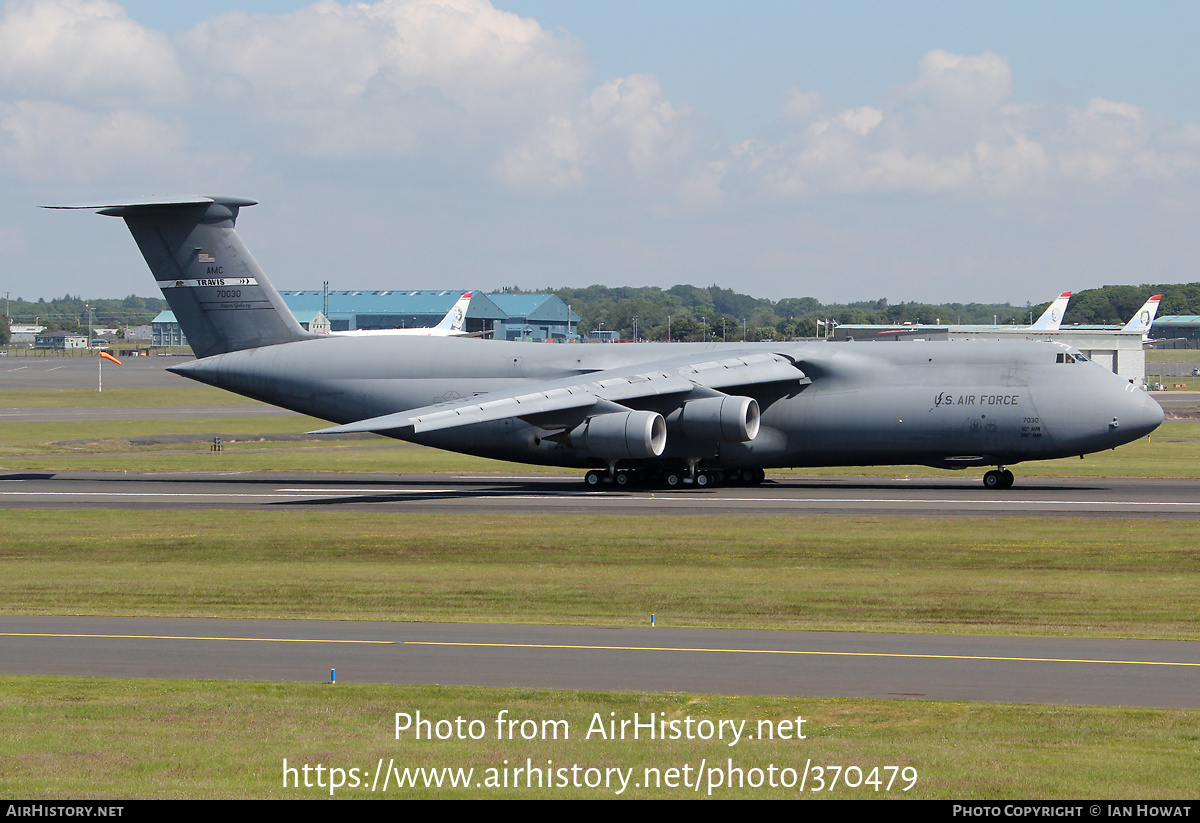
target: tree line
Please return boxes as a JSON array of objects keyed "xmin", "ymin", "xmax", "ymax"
[
  {"xmin": 542, "ymin": 281, "xmax": 1196, "ymax": 342},
  {"xmin": 2, "ymin": 282, "xmax": 1195, "ymax": 347}
]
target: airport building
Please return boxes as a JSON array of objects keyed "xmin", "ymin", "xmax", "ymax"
[
  {"xmin": 151, "ymin": 292, "xmax": 581, "ymax": 347},
  {"xmin": 151, "ymin": 311, "xmax": 188, "ymax": 347},
  {"xmin": 277, "ymin": 289, "xmax": 504, "ymax": 335},
  {"xmin": 34, "ymin": 331, "xmax": 87, "ymax": 349},
  {"xmin": 488, "ymin": 293, "xmax": 581, "ymax": 341},
  {"xmin": 1148, "ymin": 316, "xmax": 1200, "ymax": 348},
  {"xmin": 278, "ymin": 290, "xmax": 580, "ymax": 341},
  {"xmin": 833, "ymin": 323, "xmax": 1148, "ymax": 384},
  {"xmin": 289, "ymin": 311, "xmax": 331, "ymax": 334},
  {"xmin": 9, "ymin": 324, "xmax": 44, "ymax": 345}
]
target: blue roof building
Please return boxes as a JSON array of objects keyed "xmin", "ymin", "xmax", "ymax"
[
  {"xmin": 152, "ymin": 292, "xmax": 582, "ymax": 347},
  {"xmin": 489, "ymin": 293, "xmax": 581, "ymax": 341},
  {"xmin": 278, "ymin": 289, "xmax": 507, "ymax": 334}
]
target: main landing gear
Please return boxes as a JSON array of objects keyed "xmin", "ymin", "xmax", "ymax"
[
  {"xmin": 983, "ymin": 468, "xmax": 1014, "ymax": 489},
  {"xmin": 583, "ymin": 466, "xmax": 766, "ymax": 490}
]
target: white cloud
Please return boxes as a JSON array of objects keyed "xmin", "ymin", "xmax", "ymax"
[
  {"xmin": 748, "ymin": 49, "xmax": 1200, "ymax": 200},
  {"xmin": 177, "ymin": 0, "xmax": 589, "ymax": 158},
  {"xmin": 781, "ymin": 89, "xmax": 823, "ymax": 121},
  {"xmin": 902, "ymin": 48, "xmax": 1012, "ymax": 111},
  {"xmin": 3, "ymin": 1, "xmax": 1200, "ymax": 276},
  {"xmin": 497, "ymin": 73, "xmax": 694, "ymax": 191},
  {"xmin": 0, "ymin": 99, "xmax": 187, "ymax": 182},
  {"xmin": 0, "ymin": 0, "xmax": 185, "ymax": 104}
]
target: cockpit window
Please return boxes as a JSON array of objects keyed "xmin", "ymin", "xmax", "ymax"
[{"xmin": 1056, "ymin": 351, "xmax": 1091, "ymax": 364}]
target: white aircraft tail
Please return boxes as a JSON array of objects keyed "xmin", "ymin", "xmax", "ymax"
[
  {"xmin": 47, "ymin": 197, "xmax": 312, "ymax": 358},
  {"xmin": 1029, "ymin": 292, "xmax": 1072, "ymax": 331},
  {"xmin": 433, "ymin": 292, "xmax": 473, "ymax": 332},
  {"xmin": 1121, "ymin": 294, "xmax": 1162, "ymax": 336}
]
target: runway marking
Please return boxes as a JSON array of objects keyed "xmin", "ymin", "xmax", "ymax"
[
  {"xmin": 406, "ymin": 641, "xmax": 1200, "ymax": 668},
  {"xmin": 1, "ymin": 632, "xmax": 393, "ymax": 645},
  {"xmin": 10, "ymin": 633, "xmax": 1193, "ymax": 667},
  {"xmin": 7, "ymin": 489, "xmax": 1198, "ymax": 509}
]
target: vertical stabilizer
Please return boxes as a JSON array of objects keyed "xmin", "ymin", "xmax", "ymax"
[
  {"xmin": 1029, "ymin": 291, "xmax": 1072, "ymax": 331},
  {"xmin": 1121, "ymin": 294, "xmax": 1161, "ymax": 337},
  {"xmin": 47, "ymin": 196, "xmax": 312, "ymax": 358},
  {"xmin": 434, "ymin": 292, "xmax": 473, "ymax": 332}
]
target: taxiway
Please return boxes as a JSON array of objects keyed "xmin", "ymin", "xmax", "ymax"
[
  {"xmin": 4, "ymin": 616, "xmax": 1197, "ymax": 709},
  {"xmin": 2, "ymin": 470, "xmax": 1199, "ymax": 518}
]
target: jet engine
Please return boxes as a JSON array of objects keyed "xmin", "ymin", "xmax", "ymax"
[
  {"xmin": 568, "ymin": 410, "xmax": 667, "ymax": 459},
  {"xmin": 676, "ymin": 395, "xmax": 760, "ymax": 443}
]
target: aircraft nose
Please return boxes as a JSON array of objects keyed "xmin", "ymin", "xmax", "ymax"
[{"xmin": 1114, "ymin": 388, "xmax": 1164, "ymax": 439}]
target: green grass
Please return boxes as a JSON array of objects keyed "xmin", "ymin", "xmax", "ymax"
[
  {"xmin": 2, "ymin": 678, "xmax": 1196, "ymax": 799},
  {"xmin": 3, "ymin": 511, "xmax": 1198, "ymax": 639},
  {"xmin": 1146, "ymin": 377, "xmax": 1200, "ymax": 390},
  {"xmin": 1145, "ymin": 349, "xmax": 1200, "ymax": 362},
  {"xmin": 0, "ymin": 385, "xmax": 262, "ymax": 408}
]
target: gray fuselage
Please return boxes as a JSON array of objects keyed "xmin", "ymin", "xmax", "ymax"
[{"xmin": 170, "ymin": 334, "xmax": 1164, "ymax": 471}]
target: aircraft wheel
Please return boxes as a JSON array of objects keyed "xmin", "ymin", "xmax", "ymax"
[
  {"xmin": 1001, "ymin": 469, "xmax": 1015, "ymax": 489},
  {"xmin": 584, "ymin": 470, "xmax": 603, "ymax": 488},
  {"xmin": 983, "ymin": 470, "xmax": 1005, "ymax": 490},
  {"xmin": 744, "ymin": 468, "xmax": 765, "ymax": 486},
  {"xmin": 694, "ymin": 471, "xmax": 711, "ymax": 489},
  {"xmin": 614, "ymin": 471, "xmax": 630, "ymax": 488},
  {"xmin": 664, "ymin": 471, "xmax": 683, "ymax": 489}
]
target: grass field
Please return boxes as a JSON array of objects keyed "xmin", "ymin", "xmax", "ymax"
[
  {"xmin": 1146, "ymin": 349, "xmax": 1200, "ymax": 362},
  {"xmin": 2, "ymin": 385, "xmax": 1198, "ymax": 799},
  {"xmin": 0, "ymin": 385, "xmax": 262, "ymax": 408},
  {"xmin": 2, "ymin": 510, "xmax": 1198, "ymax": 639},
  {"xmin": 3, "ymin": 678, "xmax": 1197, "ymax": 799}
]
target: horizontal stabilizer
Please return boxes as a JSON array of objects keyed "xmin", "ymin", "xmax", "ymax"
[
  {"xmin": 48, "ymin": 196, "xmax": 309, "ymax": 357},
  {"xmin": 44, "ymin": 196, "xmax": 258, "ymax": 213}
]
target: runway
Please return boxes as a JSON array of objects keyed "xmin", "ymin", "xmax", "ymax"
[
  {"xmin": 3, "ymin": 616, "xmax": 1197, "ymax": 708},
  {"xmin": 2, "ymin": 469, "xmax": 1200, "ymax": 517},
  {"xmin": 1, "ymin": 353, "xmax": 191, "ymax": 389},
  {"xmin": 0, "ymin": 404, "xmax": 301, "ymax": 422}
]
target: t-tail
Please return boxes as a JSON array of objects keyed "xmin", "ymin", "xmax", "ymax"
[
  {"xmin": 1028, "ymin": 291, "xmax": 1072, "ymax": 331},
  {"xmin": 45, "ymin": 196, "xmax": 313, "ymax": 358}
]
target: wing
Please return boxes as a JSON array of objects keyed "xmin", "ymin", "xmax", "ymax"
[{"xmin": 311, "ymin": 350, "xmax": 810, "ymax": 440}]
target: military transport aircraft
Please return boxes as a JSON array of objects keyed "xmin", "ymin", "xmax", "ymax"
[{"xmin": 50, "ymin": 196, "xmax": 1164, "ymax": 490}]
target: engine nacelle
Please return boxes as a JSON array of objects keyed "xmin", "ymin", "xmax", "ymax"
[
  {"xmin": 677, "ymin": 395, "xmax": 760, "ymax": 443},
  {"xmin": 568, "ymin": 410, "xmax": 667, "ymax": 459}
]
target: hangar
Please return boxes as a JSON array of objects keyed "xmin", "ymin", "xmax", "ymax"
[{"xmin": 152, "ymin": 291, "xmax": 581, "ymax": 348}]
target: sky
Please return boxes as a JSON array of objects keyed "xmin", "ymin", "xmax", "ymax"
[{"xmin": 3, "ymin": 0, "xmax": 1200, "ymax": 306}]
